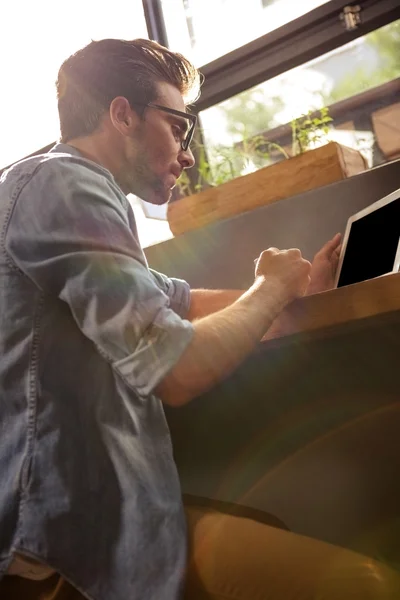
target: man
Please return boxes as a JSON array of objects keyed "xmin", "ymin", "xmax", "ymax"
[{"xmin": 0, "ymin": 38, "xmax": 398, "ymax": 600}]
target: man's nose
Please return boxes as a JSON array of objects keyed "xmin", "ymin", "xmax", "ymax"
[{"xmin": 179, "ymin": 147, "xmax": 195, "ymax": 169}]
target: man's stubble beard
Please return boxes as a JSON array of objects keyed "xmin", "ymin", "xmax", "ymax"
[{"xmin": 124, "ymin": 143, "xmax": 169, "ymax": 205}]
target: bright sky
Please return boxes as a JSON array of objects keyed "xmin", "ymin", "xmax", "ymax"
[
  {"xmin": 0, "ymin": 0, "xmax": 148, "ymax": 169},
  {"xmin": 163, "ymin": 0, "xmax": 330, "ymax": 66}
]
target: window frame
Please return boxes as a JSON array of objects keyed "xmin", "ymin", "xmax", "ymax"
[{"xmin": 193, "ymin": 0, "xmax": 400, "ymax": 112}]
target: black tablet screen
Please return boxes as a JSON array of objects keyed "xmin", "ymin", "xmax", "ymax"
[{"xmin": 337, "ymin": 197, "xmax": 400, "ymax": 288}]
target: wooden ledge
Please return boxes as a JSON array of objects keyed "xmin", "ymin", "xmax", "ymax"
[{"xmin": 264, "ymin": 273, "xmax": 400, "ymax": 345}]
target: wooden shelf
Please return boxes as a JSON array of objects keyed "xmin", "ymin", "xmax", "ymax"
[{"xmin": 264, "ymin": 273, "xmax": 400, "ymax": 345}]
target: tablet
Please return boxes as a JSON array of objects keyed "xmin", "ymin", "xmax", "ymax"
[{"xmin": 335, "ymin": 188, "xmax": 400, "ymax": 288}]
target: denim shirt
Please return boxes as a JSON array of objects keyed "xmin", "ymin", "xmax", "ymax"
[{"xmin": 0, "ymin": 144, "xmax": 194, "ymax": 599}]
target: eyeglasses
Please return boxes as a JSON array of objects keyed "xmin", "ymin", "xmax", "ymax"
[{"xmin": 135, "ymin": 102, "xmax": 197, "ymax": 151}]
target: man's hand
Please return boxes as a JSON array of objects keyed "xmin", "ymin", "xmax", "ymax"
[
  {"xmin": 255, "ymin": 247, "xmax": 312, "ymax": 304},
  {"xmin": 307, "ymin": 233, "xmax": 342, "ymax": 295}
]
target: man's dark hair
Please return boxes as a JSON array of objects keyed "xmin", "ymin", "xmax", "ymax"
[{"xmin": 56, "ymin": 38, "xmax": 202, "ymax": 142}]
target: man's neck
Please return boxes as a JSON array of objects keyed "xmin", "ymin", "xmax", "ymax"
[{"xmin": 67, "ymin": 134, "xmax": 129, "ymax": 194}]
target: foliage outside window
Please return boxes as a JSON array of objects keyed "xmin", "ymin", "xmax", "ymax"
[
  {"xmin": 199, "ymin": 20, "xmax": 400, "ymax": 184},
  {"xmin": 177, "ymin": 108, "xmax": 333, "ymax": 197}
]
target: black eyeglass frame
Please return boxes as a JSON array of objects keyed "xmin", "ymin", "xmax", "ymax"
[{"xmin": 135, "ymin": 102, "xmax": 197, "ymax": 151}]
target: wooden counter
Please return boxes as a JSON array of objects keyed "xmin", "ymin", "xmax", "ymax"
[{"xmin": 266, "ymin": 272, "xmax": 400, "ymax": 344}]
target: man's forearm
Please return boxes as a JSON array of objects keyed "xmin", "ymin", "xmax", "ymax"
[
  {"xmin": 188, "ymin": 288, "xmax": 287, "ymax": 340},
  {"xmin": 187, "ymin": 289, "xmax": 243, "ymax": 320},
  {"xmin": 156, "ymin": 278, "xmax": 287, "ymax": 406}
]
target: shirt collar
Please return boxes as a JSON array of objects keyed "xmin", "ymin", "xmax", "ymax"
[
  {"xmin": 49, "ymin": 142, "xmax": 118, "ymax": 185},
  {"xmin": 48, "ymin": 143, "xmax": 128, "ymax": 208},
  {"xmin": 49, "ymin": 142, "xmax": 84, "ymax": 157}
]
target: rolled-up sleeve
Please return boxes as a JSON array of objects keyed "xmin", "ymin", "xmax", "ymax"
[
  {"xmin": 5, "ymin": 158, "xmax": 194, "ymax": 397},
  {"xmin": 149, "ymin": 270, "xmax": 191, "ymax": 319}
]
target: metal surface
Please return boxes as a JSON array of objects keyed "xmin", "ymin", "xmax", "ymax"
[
  {"xmin": 340, "ymin": 5, "xmax": 362, "ymax": 31},
  {"xmin": 142, "ymin": 0, "xmax": 169, "ymax": 47}
]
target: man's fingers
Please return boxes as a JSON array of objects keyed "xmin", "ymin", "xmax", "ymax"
[
  {"xmin": 318, "ymin": 233, "xmax": 341, "ymax": 258},
  {"xmin": 328, "ymin": 233, "xmax": 342, "ymax": 252}
]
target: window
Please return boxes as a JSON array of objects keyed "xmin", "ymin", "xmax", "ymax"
[
  {"xmin": 0, "ymin": 0, "xmax": 148, "ymax": 169},
  {"xmin": 129, "ymin": 196, "xmax": 173, "ymax": 248},
  {"xmin": 161, "ymin": 0, "xmax": 330, "ymax": 66},
  {"xmin": 2, "ymin": 1, "xmax": 398, "ymax": 247},
  {"xmin": 199, "ymin": 20, "xmax": 400, "ymax": 179}
]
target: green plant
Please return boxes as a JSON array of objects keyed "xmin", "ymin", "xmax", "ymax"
[
  {"xmin": 177, "ymin": 135, "xmax": 288, "ymax": 197},
  {"xmin": 291, "ymin": 107, "xmax": 333, "ymax": 155},
  {"xmin": 177, "ymin": 107, "xmax": 333, "ymax": 197},
  {"xmin": 176, "ymin": 135, "xmax": 279, "ymax": 197}
]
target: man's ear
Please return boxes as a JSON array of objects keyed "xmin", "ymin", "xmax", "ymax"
[{"xmin": 109, "ymin": 97, "xmax": 139, "ymax": 135}]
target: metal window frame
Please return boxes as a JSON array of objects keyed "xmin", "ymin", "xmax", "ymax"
[
  {"xmin": 142, "ymin": 0, "xmax": 169, "ymax": 47},
  {"xmin": 194, "ymin": 0, "xmax": 400, "ymax": 113}
]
